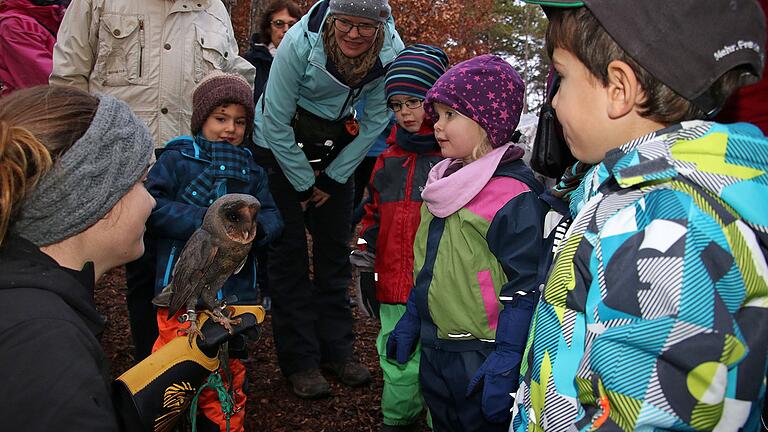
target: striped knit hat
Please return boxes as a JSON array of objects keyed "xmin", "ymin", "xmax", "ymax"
[
  {"xmin": 191, "ymin": 71, "xmax": 255, "ymax": 139},
  {"xmin": 385, "ymin": 44, "xmax": 449, "ymax": 101}
]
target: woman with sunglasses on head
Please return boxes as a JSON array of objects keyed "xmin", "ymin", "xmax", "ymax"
[
  {"xmin": 251, "ymin": 0, "xmax": 403, "ymax": 399},
  {"xmin": 244, "ymin": 0, "xmax": 303, "ymax": 104}
]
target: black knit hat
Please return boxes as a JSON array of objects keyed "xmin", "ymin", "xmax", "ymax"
[
  {"xmin": 191, "ymin": 71, "xmax": 255, "ymax": 139},
  {"xmin": 524, "ymin": 0, "xmax": 766, "ymax": 116}
]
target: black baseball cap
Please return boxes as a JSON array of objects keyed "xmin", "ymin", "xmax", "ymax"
[{"xmin": 524, "ymin": 0, "xmax": 766, "ymax": 116}]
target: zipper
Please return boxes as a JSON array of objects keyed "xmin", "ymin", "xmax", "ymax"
[
  {"xmin": 402, "ymin": 153, "xmax": 416, "ymax": 293},
  {"xmin": 252, "ymin": 259, "xmax": 258, "ymax": 291},
  {"xmin": 403, "ymin": 154, "xmax": 415, "ymax": 201},
  {"xmin": 335, "ymin": 87, "xmax": 356, "ymax": 121},
  {"xmin": 308, "ymin": 58, "xmax": 363, "ymax": 121},
  {"xmin": 162, "ymin": 244, "xmax": 178, "ymax": 287},
  {"xmin": 138, "ymin": 18, "xmax": 145, "ymax": 77}
]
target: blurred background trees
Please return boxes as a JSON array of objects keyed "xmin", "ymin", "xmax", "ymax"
[{"xmin": 229, "ymin": 0, "xmax": 549, "ymax": 112}]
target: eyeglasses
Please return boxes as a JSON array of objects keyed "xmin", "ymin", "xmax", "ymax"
[
  {"xmin": 388, "ymin": 99, "xmax": 423, "ymax": 112},
  {"xmin": 332, "ymin": 16, "xmax": 380, "ymax": 38},
  {"xmin": 271, "ymin": 19, "xmax": 297, "ymax": 29}
]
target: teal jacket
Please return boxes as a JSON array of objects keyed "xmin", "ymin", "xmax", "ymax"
[
  {"xmin": 252, "ymin": 0, "xmax": 404, "ymax": 195},
  {"xmin": 513, "ymin": 121, "xmax": 768, "ymax": 431}
]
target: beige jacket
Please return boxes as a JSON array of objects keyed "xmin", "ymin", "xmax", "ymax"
[{"xmin": 51, "ymin": 0, "xmax": 256, "ymax": 147}]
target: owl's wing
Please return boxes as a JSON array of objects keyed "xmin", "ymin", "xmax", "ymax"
[{"xmin": 166, "ymin": 228, "xmax": 219, "ymax": 318}]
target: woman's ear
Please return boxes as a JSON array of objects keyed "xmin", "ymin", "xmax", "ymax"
[{"xmin": 605, "ymin": 60, "xmax": 644, "ymax": 119}]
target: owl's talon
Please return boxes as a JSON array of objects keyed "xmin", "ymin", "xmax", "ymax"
[
  {"xmin": 178, "ymin": 311, "xmax": 202, "ymax": 346},
  {"xmin": 211, "ymin": 307, "xmax": 241, "ymax": 334}
]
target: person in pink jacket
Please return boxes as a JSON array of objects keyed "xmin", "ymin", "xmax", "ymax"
[{"xmin": 0, "ymin": 0, "xmax": 67, "ymax": 97}]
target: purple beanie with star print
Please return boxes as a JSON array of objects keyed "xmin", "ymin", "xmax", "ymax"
[{"xmin": 424, "ymin": 54, "xmax": 525, "ymax": 148}]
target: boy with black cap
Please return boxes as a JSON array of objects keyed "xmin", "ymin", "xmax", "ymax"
[{"xmin": 513, "ymin": 1, "xmax": 768, "ymax": 431}]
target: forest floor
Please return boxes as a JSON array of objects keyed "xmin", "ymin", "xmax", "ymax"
[{"xmin": 96, "ymin": 267, "xmax": 429, "ymax": 432}]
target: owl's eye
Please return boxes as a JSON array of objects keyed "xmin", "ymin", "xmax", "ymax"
[{"xmin": 228, "ymin": 213, "xmax": 239, "ymax": 223}]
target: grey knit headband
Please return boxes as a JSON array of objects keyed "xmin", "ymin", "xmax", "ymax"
[{"xmin": 13, "ymin": 94, "xmax": 153, "ymax": 246}]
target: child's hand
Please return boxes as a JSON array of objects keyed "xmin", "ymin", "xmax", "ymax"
[
  {"xmin": 385, "ymin": 317, "xmax": 420, "ymax": 364},
  {"xmin": 466, "ymin": 351, "xmax": 521, "ymax": 423},
  {"xmin": 310, "ymin": 187, "xmax": 330, "ymax": 207},
  {"xmin": 385, "ymin": 291, "xmax": 421, "ymax": 364}
]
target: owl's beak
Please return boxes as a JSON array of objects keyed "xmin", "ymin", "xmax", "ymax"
[
  {"xmin": 240, "ymin": 203, "xmax": 260, "ymax": 242},
  {"xmin": 244, "ymin": 218, "xmax": 257, "ymax": 242}
]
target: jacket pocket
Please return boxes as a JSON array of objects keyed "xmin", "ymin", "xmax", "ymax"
[
  {"xmin": 193, "ymin": 25, "xmax": 229, "ymax": 82},
  {"xmin": 94, "ymin": 13, "xmax": 145, "ymax": 86}
]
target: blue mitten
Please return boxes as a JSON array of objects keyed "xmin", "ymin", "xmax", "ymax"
[
  {"xmin": 466, "ymin": 289, "xmax": 537, "ymax": 423},
  {"xmin": 466, "ymin": 350, "xmax": 521, "ymax": 423},
  {"xmin": 385, "ymin": 289, "xmax": 421, "ymax": 364}
]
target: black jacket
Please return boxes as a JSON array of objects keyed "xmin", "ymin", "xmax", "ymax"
[
  {"xmin": 0, "ymin": 235, "xmax": 118, "ymax": 431},
  {"xmin": 242, "ymin": 33, "xmax": 273, "ymax": 103}
]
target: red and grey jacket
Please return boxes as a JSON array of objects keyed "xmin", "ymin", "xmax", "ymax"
[{"xmin": 358, "ymin": 124, "xmax": 443, "ymax": 304}]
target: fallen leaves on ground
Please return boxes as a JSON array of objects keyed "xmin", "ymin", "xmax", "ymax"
[{"xmin": 95, "ymin": 267, "xmax": 428, "ymax": 431}]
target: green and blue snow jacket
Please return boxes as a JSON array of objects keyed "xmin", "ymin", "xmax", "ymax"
[{"xmin": 513, "ymin": 121, "xmax": 768, "ymax": 431}]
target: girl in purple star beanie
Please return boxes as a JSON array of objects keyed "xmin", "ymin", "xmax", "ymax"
[
  {"xmin": 425, "ymin": 54, "xmax": 526, "ymax": 160},
  {"xmin": 385, "ymin": 54, "xmax": 546, "ymax": 432}
]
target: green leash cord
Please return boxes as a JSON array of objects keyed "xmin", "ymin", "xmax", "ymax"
[{"xmin": 189, "ymin": 370, "xmax": 236, "ymax": 432}]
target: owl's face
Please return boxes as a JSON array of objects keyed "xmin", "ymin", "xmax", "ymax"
[{"xmin": 219, "ymin": 200, "xmax": 259, "ymax": 244}]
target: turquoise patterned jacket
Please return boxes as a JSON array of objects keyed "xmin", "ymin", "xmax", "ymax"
[{"xmin": 513, "ymin": 121, "xmax": 768, "ymax": 431}]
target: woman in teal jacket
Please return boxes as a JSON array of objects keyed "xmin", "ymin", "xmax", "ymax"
[{"xmin": 251, "ymin": 0, "xmax": 403, "ymax": 399}]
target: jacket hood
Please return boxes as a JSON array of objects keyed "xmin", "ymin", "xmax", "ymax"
[
  {"xmin": 601, "ymin": 120, "xmax": 768, "ymax": 234},
  {"xmin": 0, "ymin": 235, "xmax": 104, "ymax": 335},
  {"xmin": 249, "ymin": 32, "xmax": 262, "ymax": 47},
  {"xmin": 0, "ymin": 0, "xmax": 65, "ymax": 34},
  {"xmin": 247, "ymin": 37, "xmax": 273, "ymax": 62}
]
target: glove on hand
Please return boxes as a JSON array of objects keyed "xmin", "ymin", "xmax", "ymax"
[
  {"xmin": 466, "ymin": 350, "xmax": 521, "ymax": 423},
  {"xmin": 197, "ymin": 306, "xmax": 264, "ymax": 357},
  {"xmin": 385, "ymin": 290, "xmax": 421, "ymax": 364},
  {"xmin": 355, "ymin": 270, "xmax": 380, "ymax": 320},
  {"xmin": 350, "ymin": 250, "xmax": 379, "ymax": 319},
  {"xmin": 114, "ymin": 306, "xmax": 265, "ymax": 431},
  {"xmin": 467, "ymin": 289, "xmax": 536, "ymax": 423}
]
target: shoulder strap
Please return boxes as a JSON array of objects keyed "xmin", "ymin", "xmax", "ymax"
[{"xmin": 496, "ymin": 159, "xmax": 546, "ymax": 196}]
